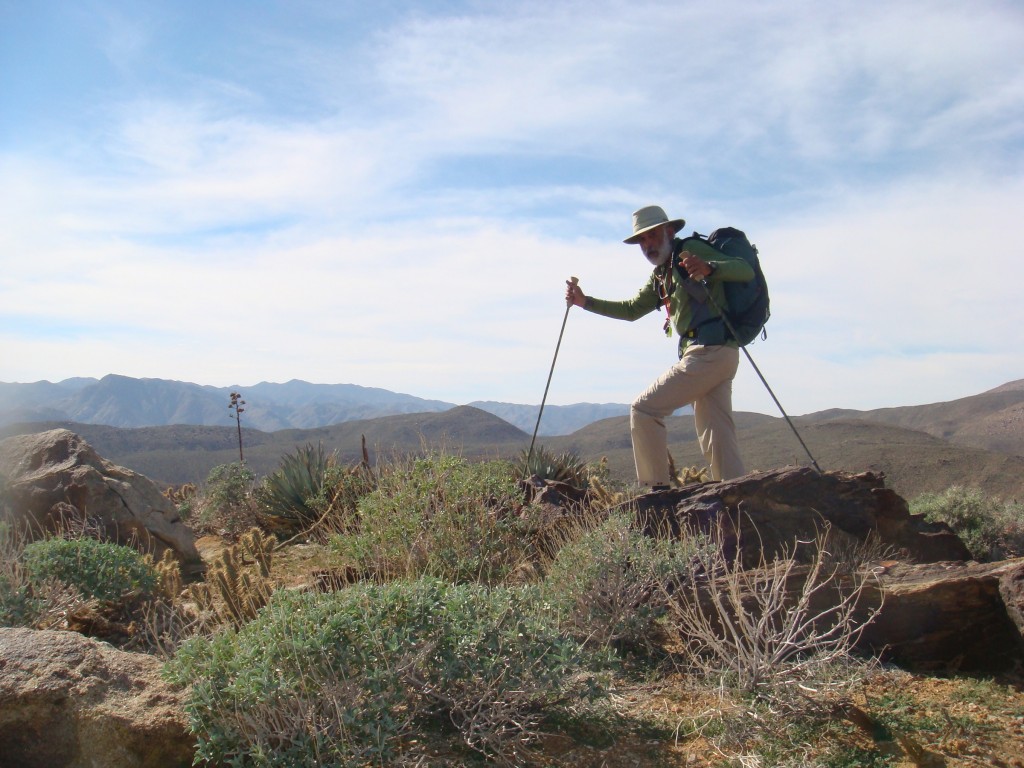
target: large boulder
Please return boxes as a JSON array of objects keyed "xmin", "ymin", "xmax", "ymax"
[
  {"xmin": 627, "ymin": 467, "xmax": 1024, "ymax": 671},
  {"xmin": 0, "ymin": 429, "xmax": 203, "ymax": 577},
  {"xmin": 858, "ymin": 558, "xmax": 1024, "ymax": 671},
  {"xmin": 634, "ymin": 466, "xmax": 971, "ymax": 566},
  {"xmin": 0, "ymin": 627, "xmax": 194, "ymax": 768}
]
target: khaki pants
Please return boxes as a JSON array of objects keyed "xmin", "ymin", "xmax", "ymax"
[{"xmin": 630, "ymin": 344, "xmax": 745, "ymax": 484}]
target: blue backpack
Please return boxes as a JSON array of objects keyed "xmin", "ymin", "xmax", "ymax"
[{"xmin": 688, "ymin": 227, "xmax": 770, "ymax": 346}]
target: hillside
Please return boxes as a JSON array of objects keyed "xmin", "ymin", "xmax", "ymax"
[
  {"xmin": 4, "ymin": 399, "xmax": 1022, "ymax": 502},
  {"xmin": 544, "ymin": 411, "xmax": 1024, "ymax": 502},
  {"xmin": 0, "ymin": 407, "xmax": 530, "ymax": 486},
  {"xmin": 807, "ymin": 379, "xmax": 1024, "ymax": 456},
  {"xmin": 3, "ymin": 378, "xmax": 1022, "ymax": 501}
]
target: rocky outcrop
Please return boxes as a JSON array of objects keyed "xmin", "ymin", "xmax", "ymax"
[
  {"xmin": 633, "ymin": 466, "xmax": 971, "ymax": 567},
  {"xmin": 625, "ymin": 467, "xmax": 1024, "ymax": 672},
  {"xmin": 859, "ymin": 558, "xmax": 1024, "ymax": 671},
  {"xmin": 0, "ymin": 627, "xmax": 194, "ymax": 768},
  {"xmin": 0, "ymin": 429, "xmax": 203, "ymax": 577}
]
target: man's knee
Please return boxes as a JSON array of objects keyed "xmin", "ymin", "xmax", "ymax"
[{"xmin": 631, "ymin": 398, "xmax": 668, "ymax": 430}]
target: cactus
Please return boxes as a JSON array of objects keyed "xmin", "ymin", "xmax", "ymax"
[
  {"xmin": 587, "ymin": 474, "xmax": 626, "ymax": 509},
  {"xmin": 187, "ymin": 581, "xmax": 215, "ymax": 613},
  {"xmin": 186, "ymin": 527, "xmax": 278, "ymax": 628},
  {"xmin": 676, "ymin": 465, "xmax": 710, "ymax": 485},
  {"xmin": 240, "ymin": 528, "xmax": 274, "ymax": 579},
  {"xmin": 667, "ymin": 451, "xmax": 711, "ymax": 487},
  {"xmin": 154, "ymin": 550, "xmax": 182, "ymax": 601},
  {"xmin": 163, "ymin": 483, "xmax": 197, "ymax": 506}
]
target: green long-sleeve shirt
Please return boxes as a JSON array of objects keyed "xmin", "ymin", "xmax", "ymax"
[{"xmin": 584, "ymin": 237, "xmax": 754, "ymax": 356}]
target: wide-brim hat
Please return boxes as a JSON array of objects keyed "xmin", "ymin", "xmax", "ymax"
[{"xmin": 623, "ymin": 205, "xmax": 686, "ymax": 244}]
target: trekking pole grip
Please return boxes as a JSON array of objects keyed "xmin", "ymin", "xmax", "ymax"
[{"xmin": 567, "ymin": 276, "xmax": 579, "ymax": 306}]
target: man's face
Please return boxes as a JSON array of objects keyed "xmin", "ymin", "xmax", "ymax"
[{"xmin": 638, "ymin": 225, "xmax": 672, "ymax": 267}]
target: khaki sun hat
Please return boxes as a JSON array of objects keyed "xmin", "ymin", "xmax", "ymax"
[{"xmin": 623, "ymin": 205, "xmax": 686, "ymax": 244}]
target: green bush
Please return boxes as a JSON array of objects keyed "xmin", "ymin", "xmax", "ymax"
[
  {"xmin": 22, "ymin": 537, "xmax": 157, "ymax": 601},
  {"xmin": 0, "ymin": 573, "xmax": 35, "ymax": 627},
  {"xmin": 331, "ymin": 453, "xmax": 536, "ymax": 584},
  {"xmin": 0, "ymin": 523, "xmax": 36, "ymax": 627},
  {"xmin": 543, "ymin": 511, "xmax": 698, "ymax": 654},
  {"xmin": 166, "ymin": 578, "xmax": 606, "ymax": 766},
  {"xmin": 911, "ymin": 486, "xmax": 1024, "ymax": 561},
  {"xmin": 297, "ymin": 460, "xmax": 377, "ymax": 540},
  {"xmin": 196, "ymin": 462, "xmax": 261, "ymax": 538}
]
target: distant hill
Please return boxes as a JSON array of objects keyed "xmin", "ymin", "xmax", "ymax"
[
  {"xmin": 0, "ymin": 375, "xmax": 454, "ymax": 432},
  {"xmin": 0, "ymin": 406, "xmax": 529, "ymax": 485},
  {"xmin": 466, "ymin": 400, "xmax": 631, "ymax": 434},
  {"xmin": 0, "ymin": 375, "xmax": 624, "ymax": 436},
  {"xmin": 2, "ymin": 377, "xmax": 1021, "ymax": 502},
  {"xmin": 805, "ymin": 379, "xmax": 1024, "ymax": 456},
  {"xmin": 3, "ymin": 378, "xmax": 1023, "ymax": 503}
]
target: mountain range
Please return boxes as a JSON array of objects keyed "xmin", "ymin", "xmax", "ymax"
[
  {"xmin": 1, "ymin": 377, "xmax": 1021, "ymax": 504},
  {"xmin": 0, "ymin": 374, "xmax": 630, "ymax": 436}
]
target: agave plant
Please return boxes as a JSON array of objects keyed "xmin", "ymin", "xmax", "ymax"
[
  {"xmin": 258, "ymin": 442, "xmax": 334, "ymax": 531},
  {"xmin": 518, "ymin": 446, "xmax": 589, "ymax": 488}
]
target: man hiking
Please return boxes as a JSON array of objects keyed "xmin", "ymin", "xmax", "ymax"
[{"xmin": 565, "ymin": 205, "xmax": 754, "ymax": 487}]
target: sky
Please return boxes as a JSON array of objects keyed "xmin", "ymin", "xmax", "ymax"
[{"xmin": 1, "ymin": 0, "xmax": 1022, "ymax": 417}]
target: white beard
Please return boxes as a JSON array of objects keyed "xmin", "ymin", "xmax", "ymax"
[{"xmin": 644, "ymin": 234, "xmax": 672, "ymax": 267}]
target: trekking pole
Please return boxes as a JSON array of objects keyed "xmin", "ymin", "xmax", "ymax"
[
  {"xmin": 699, "ymin": 279, "xmax": 823, "ymax": 473},
  {"xmin": 525, "ymin": 277, "xmax": 578, "ymax": 476}
]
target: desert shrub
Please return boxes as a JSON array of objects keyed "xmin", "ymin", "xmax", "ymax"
[
  {"xmin": 301, "ymin": 462, "xmax": 377, "ymax": 540},
  {"xmin": 257, "ymin": 442, "xmax": 335, "ymax": 533},
  {"xmin": 1, "ymin": 524, "xmax": 125, "ymax": 631},
  {"xmin": 193, "ymin": 462, "xmax": 261, "ymax": 538},
  {"xmin": 330, "ymin": 452, "xmax": 535, "ymax": 584},
  {"xmin": 166, "ymin": 578, "xmax": 606, "ymax": 766},
  {"xmin": 911, "ymin": 485, "xmax": 1024, "ymax": 561},
  {"xmin": 0, "ymin": 522, "xmax": 38, "ymax": 626},
  {"xmin": 661, "ymin": 525, "xmax": 880, "ymax": 697},
  {"xmin": 543, "ymin": 511, "xmax": 699, "ymax": 654},
  {"xmin": 22, "ymin": 537, "xmax": 157, "ymax": 602},
  {"xmin": 0, "ymin": 569, "xmax": 34, "ymax": 627}
]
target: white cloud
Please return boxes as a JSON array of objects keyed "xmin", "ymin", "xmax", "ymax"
[{"xmin": 2, "ymin": 0, "xmax": 1022, "ymax": 414}]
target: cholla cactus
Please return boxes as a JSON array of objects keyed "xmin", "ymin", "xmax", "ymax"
[
  {"xmin": 241, "ymin": 527, "xmax": 274, "ymax": 579},
  {"xmin": 163, "ymin": 483, "xmax": 197, "ymax": 506},
  {"xmin": 676, "ymin": 465, "xmax": 711, "ymax": 485},
  {"xmin": 668, "ymin": 451, "xmax": 711, "ymax": 487},
  {"xmin": 186, "ymin": 527, "xmax": 277, "ymax": 628},
  {"xmin": 586, "ymin": 474, "xmax": 627, "ymax": 510},
  {"xmin": 154, "ymin": 550, "xmax": 182, "ymax": 601}
]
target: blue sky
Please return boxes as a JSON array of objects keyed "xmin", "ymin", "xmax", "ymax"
[{"xmin": 2, "ymin": 0, "xmax": 1022, "ymax": 415}]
